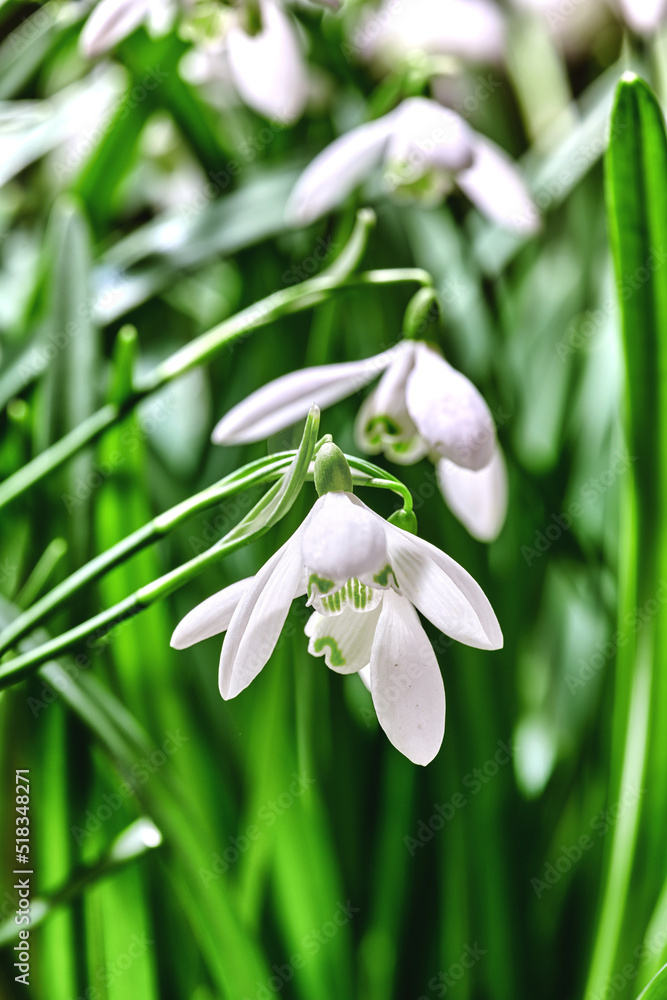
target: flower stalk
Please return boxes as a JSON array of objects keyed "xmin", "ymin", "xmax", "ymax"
[{"xmin": 0, "ymin": 206, "xmax": 432, "ymax": 511}]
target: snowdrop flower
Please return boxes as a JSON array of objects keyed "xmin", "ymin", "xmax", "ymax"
[
  {"xmin": 80, "ymin": 0, "xmax": 175, "ymax": 58},
  {"xmin": 352, "ymin": 0, "xmax": 505, "ymax": 67},
  {"xmin": 226, "ymin": 0, "xmax": 309, "ymax": 123},
  {"xmin": 287, "ymin": 97, "xmax": 538, "ymax": 233},
  {"xmin": 171, "ymin": 445, "xmax": 502, "ymax": 764},
  {"xmin": 212, "ymin": 339, "xmax": 508, "ymax": 541}
]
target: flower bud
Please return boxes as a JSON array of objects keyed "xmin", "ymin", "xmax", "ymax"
[{"xmin": 313, "ymin": 442, "xmax": 353, "ymax": 495}]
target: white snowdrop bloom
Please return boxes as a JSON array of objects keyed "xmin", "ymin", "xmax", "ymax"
[
  {"xmin": 171, "ymin": 486, "xmax": 502, "ymax": 764},
  {"xmin": 226, "ymin": 0, "xmax": 309, "ymax": 122},
  {"xmin": 352, "ymin": 0, "xmax": 506, "ymax": 67},
  {"xmin": 286, "ymin": 97, "xmax": 538, "ymax": 233},
  {"xmin": 212, "ymin": 340, "xmax": 508, "ymax": 540},
  {"xmin": 436, "ymin": 449, "xmax": 508, "ymax": 543},
  {"xmin": 80, "ymin": 0, "xmax": 174, "ymax": 58}
]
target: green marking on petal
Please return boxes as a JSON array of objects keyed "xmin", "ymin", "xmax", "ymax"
[
  {"xmin": 366, "ymin": 415, "xmax": 402, "ymax": 442},
  {"xmin": 313, "ymin": 636, "xmax": 346, "ymax": 667},
  {"xmin": 373, "ymin": 564, "xmax": 399, "ymax": 588},
  {"xmin": 308, "ymin": 573, "xmax": 335, "ymax": 596}
]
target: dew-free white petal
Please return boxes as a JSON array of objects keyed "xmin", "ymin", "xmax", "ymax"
[
  {"xmin": 219, "ymin": 522, "xmax": 307, "ymax": 699},
  {"xmin": 357, "ymin": 0, "xmax": 505, "ymax": 64},
  {"xmin": 286, "ymin": 115, "xmax": 393, "ymax": 225},
  {"xmin": 170, "ymin": 578, "xmax": 250, "ymax": 649},
  {"xmin": 305, "ymin": 603, "xmax": 381, "ymax": 673},
  {"xmin": 302, "ymin": 491, "xmax": 388, "ymax": 583},
  {"xmin": 227, "ymin": 0, "xmax": 308, "ymax": 123},
  {"xmin": 617, "ymin": 0, "xmax": 667, "ymax": 33},
  {"xmin": 81, "ymin": 0, "xmax": 152, "ymax": 57},
  {"xmin": 385, "ymin": 520, "xmax": 503, "ymax": 649},
  {"xmin": 388, "ymin": 98, "xmax": 475, "ymax": 176},
  {"xmin": 212, "ymin": 350, "xmax": 395, "ymax": 444},
  {"xmin": 437, "ymin": 446, "xmax": 508, "ymax": 542},
  {"xmin": 457, "ymin": 135, "xmax": 539, "ymax": 235},
  {"xmin": 369, "ymin": 589, "xmax": 445, "ymax": 765},
  {"xmin": 406, "ymin": 343, "xmax": 496, "ymax": 470}
]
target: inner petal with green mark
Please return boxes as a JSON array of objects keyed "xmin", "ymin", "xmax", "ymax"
[
  {"xmin": 309, "ymin": 577, "xmax": 383, "ymax": 617},
  {"xmin": 305, "ymin": 603, "xmax": 383, "ymax": 674}
]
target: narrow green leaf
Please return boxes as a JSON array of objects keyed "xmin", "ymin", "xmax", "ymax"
[{"xmin": 586, "ymin": 73, "xmax": 667, "ymax": 997}]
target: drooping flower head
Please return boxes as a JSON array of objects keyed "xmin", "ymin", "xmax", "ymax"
[
  {"xmin": 212, "ymin": 339, "xmax": 508, "ymax": 541},
  {"xmin": 172, "ymin": 442, "xmax": 502, "ymax": 764},
  {"xmin": 286, "ymin": 97, "xmax": 538, "ymax": 234}
]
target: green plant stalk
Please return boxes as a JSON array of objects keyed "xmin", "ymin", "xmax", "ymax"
[
  {"xmin": 0, "ymin": 453, "xmax": 296, "ymax": 656},
  {"xmin": 0, "ymin": 473, "xmax": 414, "ymax": 690},
  {"xmin": 0, "ymin": 444, "xmax": 412, "ymax": 659},
  {"xmin": 0, "ymin": 219, "xmax": 431, "ymax": 510},
  {"xmin": 0, "ymin": 401, "xmax": 326, "ymax": 685}
]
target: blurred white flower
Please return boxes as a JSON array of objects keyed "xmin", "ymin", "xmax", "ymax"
[
  {"xmin": 286, "ymin": 97, "xmax": 538, "ymax": 232},
  {"xmin": 212, "ymin": 340, "xmax": 509, "ymax": 541},
  {"xmin": 171, "ymin": 489, "xmax": 502, "ymax": 764},
  {"xmin": 80, "ymin": 0, "xmax": 175, "ymax": 58},
  {"xmin": 352, "ymin": 0, "xmax": 506, "ymax": 67},
  {"xmin": 226, "ymin": 0, "xmax": 309, "ymax": 122}
]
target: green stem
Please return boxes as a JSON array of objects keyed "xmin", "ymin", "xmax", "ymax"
[
  {"xmin": 0, "ymin": 209, "xmax": 429, "ymax": 510},
  {"xmin": 0, "ymin": 454, "xmax": 295, "ymax": 657}
]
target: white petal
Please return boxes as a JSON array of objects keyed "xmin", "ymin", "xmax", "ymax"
[
  {"xmin": 212, "ymin": 350, "xmax": 395, "ymax": 444},
  {"xmin": 170, "ymin": 578, "xmax": 250, "ymax": 649},
  {"xmin": 437, "ymin": 446, "xmax": 508, "ymax": 542},
  {"xmin": 358, "ymin": 665, "xmax": 371, "ymax": 690},
  {"xmin": 227, "ymin": 0, "xmax": 308, "ymax": 123},
  {"xmin": 219, "ymin": 522, "xmax": 307, "ymax": 699},
  {"xmin": 618, "ymin": 0, "xmax": 667, "ymax": 33},
  {"xmin": 286, "ymin": 115, "xmax": 394, "ymax": 225},
  {"xmin": 305, "ymin": 603, "xmax": 381, "ymax": 673},
  {"xmin": 369, "ymin": 589, "xmax": 445, "ymax": 765},
  {"xmin": 302, "ymin": 491, "xmax": 388, "ymax": 584},
  {"xmin": 457, "ymin": 135, "xmax": 539, "ymax": 235},
  {"xmin": 405, "ymin": 343, "xmax": 496, "ymax": 470},
  {"xmin": 385, "ymin": 520, "xmax": 503, "ymax": 649},
  {"xmin": 357, "ymin": 0, "xmax": 505, "ymax": 64},
  {"xmin": 80, "ymin": 0, "xmax": 152, "ymax": 57},
  {"xmin": 387, "ymin": 99, "xmax": 475, "ymax": 177},
  {"xmin": 354, "ymin": 341, "xmax": 428, "ymax": 464}
]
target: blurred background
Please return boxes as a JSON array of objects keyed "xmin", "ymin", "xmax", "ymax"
[{"xmin": 1, "ymin": 0, "xmax": 666, "ymax": 998}]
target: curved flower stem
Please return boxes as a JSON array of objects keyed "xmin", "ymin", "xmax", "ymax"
[
  {"xmin": 0, "ymin": 409, "xmax": 320, "ymax": 688},
  {"xmin": 347, "ymin": 456, "xmax": 414, "ymax": 513},
  {"xmin": 0, "ymin": 454, "xmax": 295, "ymax": 657},
  {"xmin": 0, "ymin": 209, "xmax": 431, "ymax": 511}
]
